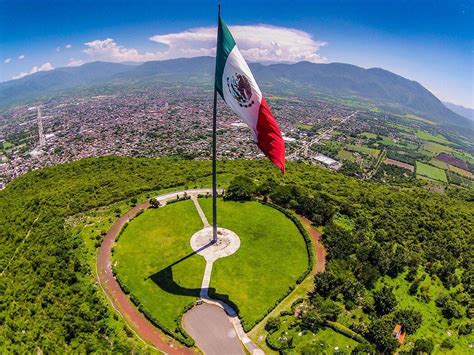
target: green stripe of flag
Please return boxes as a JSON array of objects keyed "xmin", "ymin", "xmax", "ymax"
[{"xmin": 215, "ymin": 16, "xmax": 236, "ymax": 98}]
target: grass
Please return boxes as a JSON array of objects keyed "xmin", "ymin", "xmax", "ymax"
[
  {"xmin": 375, "ymin": 271, "xmax": 473, "ymax": 354},
  {"xmin": 416, "ymin": 130, "xmax": 451, "ymax": 145},
  {"xmin": 346, "ymin": 144, "xmax": 380, "ymax": 157},
  {"xmin": 421, "ymin": 142, "xmax": 454, "ymax": 155},
  {"xmin": 404, "ymin": 114, "xmax": 437, "ymax": 125},
  {"xmin": 113, "ymin": 200, "xmax": 205, "ymax": 333},
  {"xmin": 359, "ymin": 132, "xmax": 377, "ymax": 139},
  {"xmin": 453, "ymin": 151, "xmax": 474, "ymax": 164},
  {"xmin": 416, "ymin": 161, "xmax": 448, "ymax": 183},
  {"xmin": 428, "ymin": 159, "xmax": 449, "ymax": 170},
  {"xmin": 448, "ymin": 164, "xmax": 472, "ymax": 179},
  {"xmin": 267, "ymin": 315, "xmax": 360, "ymax": 354},
  {"xmin": 296, "ymin": 123, "xmax": 313, "ymax": 131},
  {"xmin": 200, "ymin": 198, "xmax": 308, "ymax": 330},
  {"xmin": 113, "ymin": 198, "xmax": 309, "ymax": 338},
  {"xmin": 337, "ymin": 150, "xmax": 356, "ymax": 162},
  {"xmin": 332, "ymin": 213, "xmax": 355, "ymax": 231}
]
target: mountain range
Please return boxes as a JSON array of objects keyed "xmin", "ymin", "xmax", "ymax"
[
  {"xmin": 443, "ymin": 101, "xmax": 474, "ymax": 121},
  {"xmin": 0, "ymin": 56, "xmax": 471, "ymax": 130}
]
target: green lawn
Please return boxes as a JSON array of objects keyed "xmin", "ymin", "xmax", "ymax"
[
  {"xmin": 404, "ymin": 114, "xmax": 437, "ymax": 125},
  {"xmin": 113, "ymin": 200, "xmax": 205, "ymax": 338},
  {"xmin": 359, "ymin": 132, "xmax": 377, "ymax": 139},
  {"xmin": 296, "ymin": 123, "xmax": 313, "ymax": 130},
  {"xmin": 376, "ymin": 271, "xmax": 473, "ymax": 354},
  {"xmin": 428, "ymin": 158, "xmax": 449, "ymax": 170},
  {"xmin": 268, "ymin": 316, "xmax": 360, "ymax": 354},
  {"xmin": 416, "ymin": 161, "xmax": 448, "ymax": 183},
  {"xmin": 416, "ymin": 130, "xmax": 451, "ymax": 145},
  {"xmin": 113, "ymin": 198, "xmax": 309, "ymax": 340},
  {"xmin": 346, "ymin": 144, "xmax": 380, "ymax": 157},
  {"xmin": 200, "ymin": 198, "xmax": 309, "ymax": 330},
  {"xmin": 337, "ymin": 150, "xmax": 356, "ymax": 162},
  {"xmin": 421, "ymin": 142, "xmax": 454, "ymax": 155}
]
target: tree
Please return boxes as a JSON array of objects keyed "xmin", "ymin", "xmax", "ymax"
[
  {"xmin": 149, "ymin": 198, "xmax": 161, "ymax": 208},
  {"xmin": 351, "ymin": 343, "xmax": 376, "ymax": 354},
  {"xmin": 265, "ymin": 317, "xmax": 280, "ymax": 333},
  {"xmin": 374, "ymin": 286, "xmax": 398, "ymax": 316},
  {"xmin": 442, "ymin": 300, "xmax": 463, "ymax": 319},
  {"xmin": 300, "ymin": 310, "xmax": 324, "ymax": 333},
  {"xmin": 314, "ymin": 271, "xmax": 340, "ymax": 298},
  {"xmin": 440, "ymin": 338, "xmax": 454, "ymax": 350},
  {"xmin": 225, "ymin": 175, "xmax": 256, "ymax": 201},
  {"xmin": 130, "ymin": 197, "xmax": 138, "ymax": 206},
  {"xmin": 394, "ymin": 308, "xmax": 423, "ymax": 334},
  {"xmin": 367, "ymin": 318, "xmax": 398, "ymax": 353},
  {"xmin": 413, "ymin": 338, "xmax": 434, "ymax": 354},
  {"xmin": 323, "ymin": 222, "xmax": 355, "ymax": 259}
]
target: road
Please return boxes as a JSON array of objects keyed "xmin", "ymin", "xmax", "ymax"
[{"xmin": 289, "ymin": 111, "xmax": 358, "ymax": 160}]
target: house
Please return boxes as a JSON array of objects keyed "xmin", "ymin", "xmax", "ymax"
[{"xmin": 393, "ymin": 324, "xmax": 406, "ymax": 344}]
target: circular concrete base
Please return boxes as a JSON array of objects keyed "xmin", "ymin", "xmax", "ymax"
[{"xmin": 190, "ymin": 227, "xmax": 240, "ymax": 262}]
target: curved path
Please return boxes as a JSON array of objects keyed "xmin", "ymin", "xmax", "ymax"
[
  {"xmin": 97, "ymin": 189, "xmax": 216, "ymax": 354},
  {"xmin": 301, "ymin": 216, "xmax": 326, "ymax": 273},
  {"xmin": 97, "ymin": 189, "xmax": 321, "ymax": 354}
]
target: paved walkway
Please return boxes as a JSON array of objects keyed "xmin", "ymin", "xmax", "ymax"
[
  {"xmin": 184, "ymin": 198, "xmax": 264, "ymax": 355},
  {"xmin": 97, "ymin": 188, "xmax": 263, "ymax": 354},
  {"xmin": 97, "ymin": 189, "xmax": 216, "ymax": 354},
  {"xmin": 191, "ymin": 197, "xmax": 210, "ymax": 227},
  {"xmin": 183, "ymin": 303, "xmax": 244, "ymax": 355}
]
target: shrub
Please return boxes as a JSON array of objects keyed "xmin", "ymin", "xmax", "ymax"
[
  {"xmin": 440, "ymin": 338, "xmax": 454, "ymax": 350},
  {"xmin": 265, "ymin": 317, "xmax": 280, "ymax": 333},
  {"xmin": 458, "ymin": 322, "xmax": 473, "ymax": 335},
  {"xmin": 225, "ymin": 175, "xmax": 256, "ymax": 201},
  {"xmin": 413, "ymin": 338, "xmax": 434, "ymax": 354},
  {"xmin": 394, "ymin": 308, "xmax": 423, "ymax": 334}
]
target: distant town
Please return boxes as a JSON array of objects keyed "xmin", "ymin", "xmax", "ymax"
[{"xmin": 0, "ymin": 85, "xmax": 472, "ymax": 190}]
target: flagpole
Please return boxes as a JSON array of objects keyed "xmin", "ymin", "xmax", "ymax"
[{"xmin": 211, "ymin": 2, "xmax": 221, "ymax": 244}]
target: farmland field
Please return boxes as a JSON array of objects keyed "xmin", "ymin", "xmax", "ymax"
[
  {"xmin": 421, "ymin": 142, "xmax": 454, "ymax": 155},
  {"xmin": 448, "ymin": 164, "xmax": 472, "ymax": 179},
  {"xmin": 337, "ymin": 150, "xmax": 356, "ymax": 161},
  {"xmin": 358, "ymin": 132, "xmax": 377, "ymax": 139},
  {"xmin": 346, "ymin": 144, "xmax": 380, "ymax": 157},
  {"xmin": 416, "ymin": 161, "xmax": 448, "ymax": 182},
  {"xmin": 416, "ymin": 130, "xmax": 451, "ymax": 144},
  {"xmin": 428, "ymin": 158, "xmax": 448, "ymax": 170}
]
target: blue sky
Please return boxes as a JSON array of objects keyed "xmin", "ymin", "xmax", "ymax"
[{"xmin": 0, "ymin": 0, "xmax": 472, "ymax": 107}]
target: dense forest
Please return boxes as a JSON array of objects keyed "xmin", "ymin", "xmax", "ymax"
[{"xmin": 1, "ymin": 156, "xmax": 473, "ymax": 352}]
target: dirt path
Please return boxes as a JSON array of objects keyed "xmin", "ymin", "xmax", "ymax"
[
  {"xmin": 300, "ymin": 216, "xmax": 326, "ymax": 273},
  {"xmin": 96, "ymin": 201, "xmax": 193, "ymax": 354}
]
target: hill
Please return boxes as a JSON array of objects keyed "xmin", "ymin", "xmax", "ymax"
[
  {"xmin": 443, "ymin": 101, "xmax": 474, "ymax": 121},
  {"xmin": 1, "ymin": 57, "xmax": 471, "ymax": 130},
  {"xmin": 1, "ymin": 157, "xmax": 473, "ymax": 352}
]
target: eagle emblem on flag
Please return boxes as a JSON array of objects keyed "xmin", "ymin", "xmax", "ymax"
[{"xmin": 227, "ymin": 73, "xmax": 255, "ymax": 107}]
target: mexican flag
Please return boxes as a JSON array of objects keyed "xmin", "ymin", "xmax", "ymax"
[{"xmin": 215, "ymin": 16, "xmax": 286, "ymax": 173}]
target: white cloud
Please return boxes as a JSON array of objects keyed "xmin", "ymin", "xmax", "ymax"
[
  {"xmin": 12, "ymin": 62, "xmax": 54, "ymax": 80},
  {"xmin": 67, "ymin": 58, "xmax": 84, "ymax": 67},
  {"xmin": 151, "ymin": 25, "xmax": 327, "ymax": 63},
  {"xmin": 4, "ymin": 58, "xmax": 11, "ymax": 64},
  {"xmin": 65, "ymin": 44, "xmax": 72, "ymax": 49},
  {"xmin": 18, "ymin": 54, "xmax": 25, "ymax": 59},
  {"xmin": 83, "ymin": 24, "xmax": 327, "ymax": 64},
  {"xmin": 56, "ymin": 47, "xmax": 61, "ymax": 52}
]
